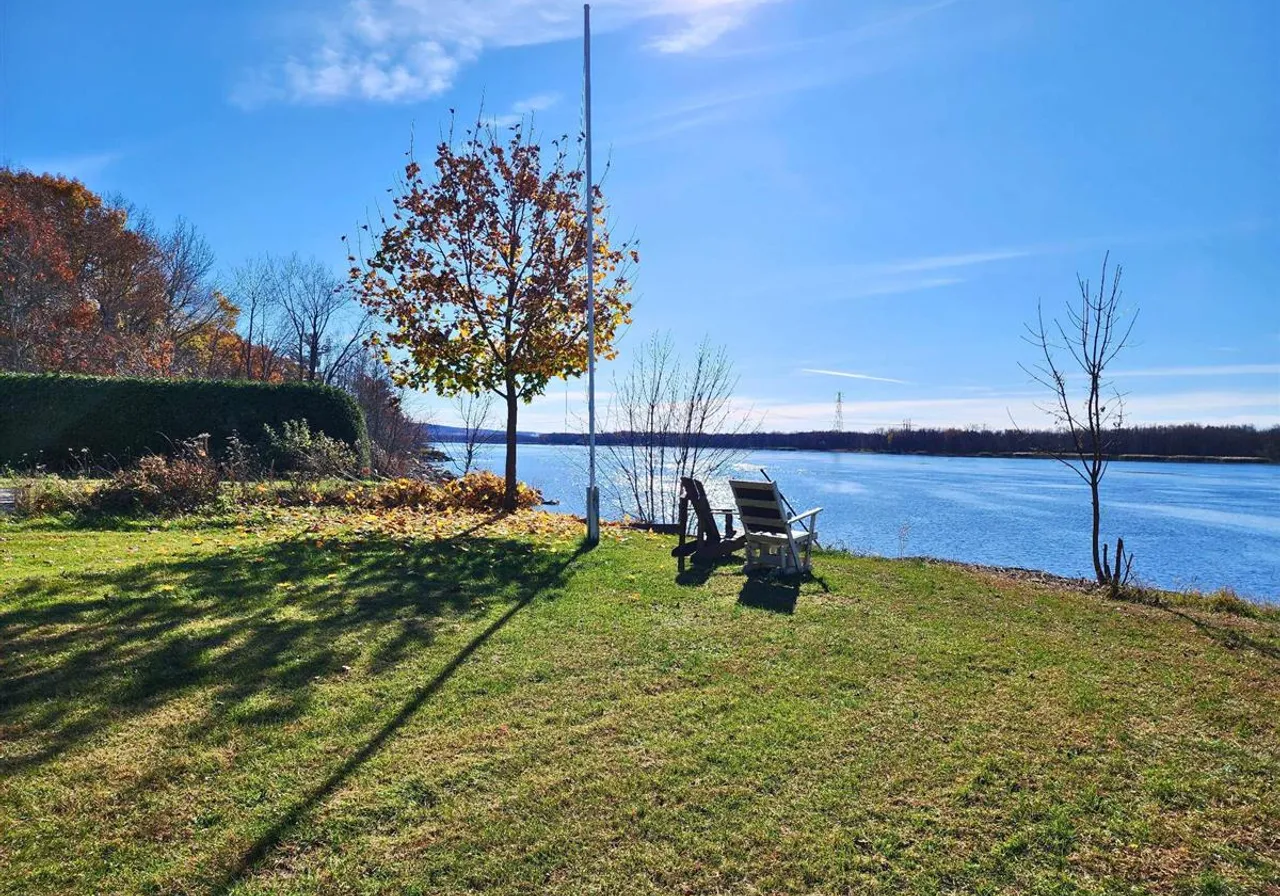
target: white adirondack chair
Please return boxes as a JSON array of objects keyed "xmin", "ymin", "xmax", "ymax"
[{"xmin": 728, "ymin": 479, "xmax": 822, "ymax": 575}]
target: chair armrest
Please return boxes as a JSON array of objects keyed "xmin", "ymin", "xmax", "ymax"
[{"xmin": 788, "ymin": 507, "xmax": 822, "ymax": 525}]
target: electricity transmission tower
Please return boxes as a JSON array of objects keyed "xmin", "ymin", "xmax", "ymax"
[{"xmin": 833, "ymin": 391, "xmax": 844, "ymax": 433}]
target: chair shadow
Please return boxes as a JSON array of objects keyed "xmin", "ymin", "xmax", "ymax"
[
  {"xmin": 734, "ymin": 569, "xmax": 832, "ymax": 615},
  {"xmin": 674, "ymin": 553, "xmax": 742, "ymax": 587},
  {"xmin": 736, "ymin": 573, "xmax": 800, "ymax": 614}
]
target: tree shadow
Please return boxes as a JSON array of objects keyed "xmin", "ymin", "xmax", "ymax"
[
  {"xmin": 209, "ymin": 541, "xmax": 588, "ymax": 894},
  {"xmin": 0, "ymin": 529, "xmax": 581, "ymax": 774},
  {"xmin": 1160, "ymin": 606, "xmax": 1280, "ymax": 664}
]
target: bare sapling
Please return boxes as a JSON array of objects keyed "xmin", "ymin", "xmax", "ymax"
[{"xmin": 1021, "ymin": 252, "xmax": 1138, "ymax": 596}]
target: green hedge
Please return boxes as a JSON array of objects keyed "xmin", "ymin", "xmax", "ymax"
[{"xmin": 0, "ymin": 373, "xmax": 369, "ymax": 470}]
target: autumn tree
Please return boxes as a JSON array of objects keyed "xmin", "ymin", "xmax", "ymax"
[
  {"xmin": 0, "ymin": 169, "xmax": 167, "ymax": 374},
  {"xmin": 350, "ymin": 117, "xmax": 637, "ymax": 510}
]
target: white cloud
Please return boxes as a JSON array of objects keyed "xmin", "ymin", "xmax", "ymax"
[
  {"xmin": 649, "ymin": 13, "xmax": 737, "ymax": 53},
  {"xmin": 802, "ymin": 368, "xmax": 910, "ymax": 385},
  {"xmin": 238, "ymin": 0, "xmax": 789, "ymax": 106}
]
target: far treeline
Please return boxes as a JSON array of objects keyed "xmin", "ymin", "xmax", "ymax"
[{"xmin": 534, "ymin": 423, "xmax": 1280, "ymax": 463}]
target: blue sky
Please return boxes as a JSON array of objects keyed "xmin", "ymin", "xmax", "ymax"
[{"xmin": 4, "ymin": 0, "xmax": 1278, "ymax": 431}]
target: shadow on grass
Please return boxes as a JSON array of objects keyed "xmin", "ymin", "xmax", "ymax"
[
  {"xmin": 0, "ymin": 526, "xmax": 580, "ymax": 775},
  {"xmin": 735, "ymin": 570, "xmax": 832, "ymax": 615},
  {"xmin": 210, "ymin": 540, "xmax": 588, "ymax": 894},
  {"xmin": 1161, "ymin": 606, "xmax": 1280, "ymax": 663},
  {"xmin": 674, "ymin": 553, "xmax": 742, "ymax": 587}
]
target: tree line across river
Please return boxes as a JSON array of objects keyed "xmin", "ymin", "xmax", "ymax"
[{"xmin": 524, "ymin": 423, "xmax": 1280, "ymax": 463}]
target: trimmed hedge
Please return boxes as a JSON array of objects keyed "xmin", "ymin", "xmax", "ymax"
[{"xmin": 0, "ymin": 373, "xmax": 369, "ymax": 470}]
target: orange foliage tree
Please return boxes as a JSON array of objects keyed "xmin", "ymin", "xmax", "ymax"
[
  {"xmin": 1, "ymin": 169, "xmax": 168, "ymax": 374},
  {"xmin": 349, "ymin": 119, "xmax": 637, "ymax": 509}
]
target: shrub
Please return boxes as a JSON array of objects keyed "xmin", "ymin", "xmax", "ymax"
[
  {"xmin": 221, "ymin": 431, "xmax": 263, "ymax": 483},
  {"xmin": 0, "ymin": 373, "xmax": 369, "ymax": 471},
  {"xmin": 263, "ymin": 419, "xmax": 358, "ymax": 480},
  {"xmin": 1202, "ymin": 587, "xmax": 1257, "ymax": 618},
  {"xmin": 93, "ymin": 454, "xmax": 220, "ymax": 515},
  {"xmin": 14, "ymin": 477, "xmax": 94, "ymax": 516},
  {"xmin": 441, "ymin": 470, "xmax": 541, "ymax": 513}
]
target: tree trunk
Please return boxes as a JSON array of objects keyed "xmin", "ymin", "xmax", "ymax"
[
  {"xmin": 502, "ymin": 386, "xmax": 519, "ymax": 512},
  {"xmin": 1090, "ymin": 476, "xmax": 1105, "ymax": 584}
]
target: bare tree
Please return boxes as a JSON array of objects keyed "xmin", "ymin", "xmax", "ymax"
[
  {"xmin": 452, "ymin": 391, "xmax": 496, "ymax": 476},
  {"xmin": 156, "ymin": 217, "xmax": 220, "ymax": 374},
  {"xmin": 605, "ymin": 333, "xmax": 756, "ymax": 524},
  {"xmin": 335, "ymin": 348, "xmax": 433, "ymax": 476},
  {"xmin": 228, "ymin": 256, "xmax": 288, "ymax": 380},
  {"xmin": 1022, "ymin": 252, "xmax": 1138, "ymax": 592},
  {"xmin": 275, "ymin": 254, "xmax": 371, "ymax": 384}
]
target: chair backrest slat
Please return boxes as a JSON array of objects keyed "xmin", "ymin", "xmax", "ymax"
[{"xmin": 729, "ymin": 480, "xmax": 788, "ymax": 535}]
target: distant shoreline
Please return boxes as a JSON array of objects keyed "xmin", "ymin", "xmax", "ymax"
[{"xmin": 431, "ymin": 439, "xmax": 1276, "ymax": 465}]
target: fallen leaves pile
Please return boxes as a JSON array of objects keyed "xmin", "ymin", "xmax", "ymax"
[{"xmin": 228, "ymin": 506, "xmax": 637, "ymax": 550}]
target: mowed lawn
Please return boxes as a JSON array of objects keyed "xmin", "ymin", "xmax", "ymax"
[{"xmin": 1, "ymin": 510, "xmax": 1277, "ymax": 895}]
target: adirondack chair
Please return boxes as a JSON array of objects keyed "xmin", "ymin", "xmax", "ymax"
[
  {"xmin": 728, "ymin": 479, "xmax": 822, "ymax": 575},
  {"xmin": 671, "ymin": 477, "xmax": 745, "ymax": 570}
]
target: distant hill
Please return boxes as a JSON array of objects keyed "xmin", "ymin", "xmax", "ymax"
[{"xmin": 424, "ymin": 423, "xmax": 540, "ymax": 444}]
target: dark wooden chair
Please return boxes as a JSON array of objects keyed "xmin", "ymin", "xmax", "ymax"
[{"xmin": 671, "ymin": 476, "xmax": 745, "ymax": 570}]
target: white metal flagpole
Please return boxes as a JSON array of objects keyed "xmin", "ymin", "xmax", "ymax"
[{"xmin": 583, "ymin": 2, "xmax": 600, "ymax": 545}]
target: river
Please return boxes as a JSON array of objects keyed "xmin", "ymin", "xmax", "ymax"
[{"xmin": 466, "ymin": 444, "xmax": 1280, "ymax": 602}]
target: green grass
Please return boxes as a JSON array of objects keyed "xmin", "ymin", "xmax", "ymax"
[{"xmin": 2, "ymin": 510, "xmax": 1277, "ymax": 895}]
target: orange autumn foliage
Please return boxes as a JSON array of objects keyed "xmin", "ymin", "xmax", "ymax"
[{"xmin": 1, "ymin": 169, "xmax": 168, "ymax": 374}]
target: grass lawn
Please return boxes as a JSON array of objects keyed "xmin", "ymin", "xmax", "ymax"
[{"xmin": 1, "ymin": 508, "xmax": 1277, "ymax": 895}]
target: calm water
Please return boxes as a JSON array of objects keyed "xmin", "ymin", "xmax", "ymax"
[{"xmin": 468, "ymin": 444, "xmax": 1280, "ymax": 602}]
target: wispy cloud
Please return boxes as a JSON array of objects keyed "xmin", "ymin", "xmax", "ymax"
[
  {"xmin": 19, "ymin": 151, "xmax": 121, "ymax": 182},
  {"xmin": 612, "ymin": 70, "xmax": 846, "ymax": 146},
  {"xmin": 616, "ymin": 2, "xmax": 972, "ymax": 145},
  {"xmin": 839, "ymin": 276, "xmax": 965, "ymax": 299},
  {"xmin": 742, "ymin": 389, "xmax": 1280, "ymax": 430},
  {"xmin": 709, "ymin": 0, "xmax": 962, "ymax": 58},
  {"xmin": 237, "ymin": 0, "xmax": 791, "ymax": 106},
  {"xmin": 750, "ymin": 246, "xmax": 1037, "ymax": 303},
  {"xmin": 648, "ymin": 0, "xmax": 784, "ymax": 53},
  {"xmin": 1113, "ymin": 364, "xmax": 1280, "ymax": 378},
  {"xmin": 487, "ymin": 92, "xmax": 561, "ymax": 128},
  {"xmin": 803, "ymin": 368, "xmax": 911, "ymax": 385},
  {"xmin": 867, "ymin": 248, "xmax": 1034, "ymax": 276}
]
